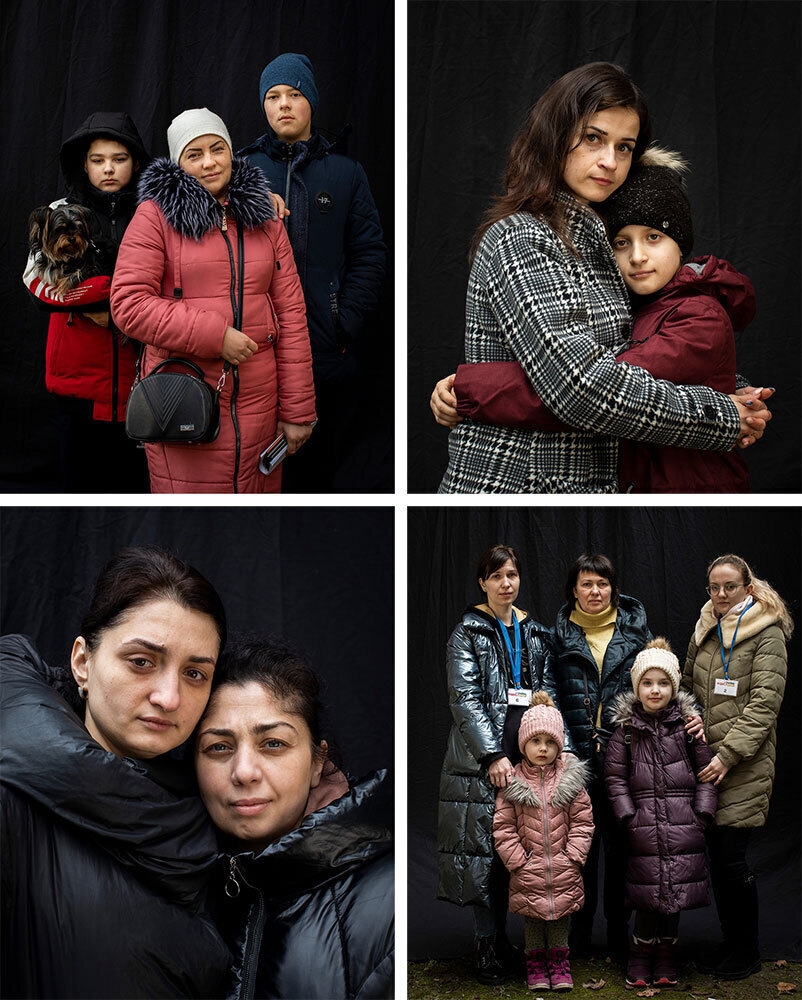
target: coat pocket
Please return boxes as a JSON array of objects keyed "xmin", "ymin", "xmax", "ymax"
[{"xmin": 265, "ymin": 294, "xmax": 280, "ymax": 345}]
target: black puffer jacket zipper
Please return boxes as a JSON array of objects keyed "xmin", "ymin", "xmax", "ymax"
[
  {"xmin": 227, "ymin": 857, "xmax": 266, "ymax": 1000},
  {"xmin": 219, "ymin": 207, "xmax": 241, "ymax": 493}
]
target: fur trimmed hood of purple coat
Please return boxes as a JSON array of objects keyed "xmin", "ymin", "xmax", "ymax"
[
  {"xmin": 137, "ymin": 156, "xmax": 275, "ymax": 240},
  {"xmin": 608, "ymin": 688, "xmax": 701, "ymax": 728}
]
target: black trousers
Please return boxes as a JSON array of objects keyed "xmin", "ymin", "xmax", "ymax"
[
  {"xmin": 53, "ymin": 396, "xmax": 149, "ymax": 493},
  {"xmin": 472, "ymin": 852, "xmax": 510, "ymax": 939},
  {"xmin": 571, "ymin": 776, "xmax": 630, "ymax": 943},
  {"xmin": 280, "ymin": 373, "xmax": 393, "ymax": 494},
  {"xmin": 707, "ymin": 825, "xmax": 755, "ymax": 940}
]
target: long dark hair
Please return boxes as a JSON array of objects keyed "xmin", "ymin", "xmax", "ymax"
[{"xmin": 472, "ymin": 62, "xmax": 652, "ymax": 257}]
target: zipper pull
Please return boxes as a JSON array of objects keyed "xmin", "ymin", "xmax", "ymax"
[
  {"xmin": 225, "ymin": 856, "xmax": 241, "ymax": 897},
  {"xmin": 221, "ymin": 206, "xmax": 228, "ymax": 232}
]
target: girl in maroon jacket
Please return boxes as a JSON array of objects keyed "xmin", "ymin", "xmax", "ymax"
[
  {"xmin": 493, "ymin": 692, "xmax": 594, "ymax": 991},
  {"xmin": 449, "ymin": 147, "xmax": 754, "ymax": 493},
  {"xmin": 605, "ymin": 638, "xmax": 717, "ymax": 990}
]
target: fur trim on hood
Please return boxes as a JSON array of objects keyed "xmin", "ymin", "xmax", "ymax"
[
  {"xmin": 638, "ymin": 144, "xmax": 690, "ymax": 173},
  {"xmin": 504, "ymin": 755, "xmax": 592, "ymax": 810},
  {"xmin": 694, "ymin": 599, "xmax": 782, "ymax": 646},
  {"xmin": 609, "ymin": 688, "xmax": 700, "ymax": 727},
  {"xmin": 137, "ymin": 156, "xmax": 275, "ymax": 240}
]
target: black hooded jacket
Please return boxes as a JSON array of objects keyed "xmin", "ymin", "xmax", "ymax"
[
  {"xmin": 0, "ymin": 635, "xmax": 231, "ymax": 999},
  {"xmin": 215, "ymin": 767, "xmax": 394, "ymax": 999},
  {"xmin": 58, "ymin": 111, "xmax": 150, "ymax": 250}
]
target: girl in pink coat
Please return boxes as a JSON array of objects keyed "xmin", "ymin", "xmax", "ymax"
[
  {"xmin": 111, "ymin": 108, "xmax": 316, "ymax": 493},
  {"xmin": 494, "ymin": 691, "xmax": 594, "ymax": 991}
]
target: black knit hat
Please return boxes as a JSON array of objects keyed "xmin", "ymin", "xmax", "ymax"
[{"xmin": 601, "ymin": 146, "xmax": 694, "ymax": 256}]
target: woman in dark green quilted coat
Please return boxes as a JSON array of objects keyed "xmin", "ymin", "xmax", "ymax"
[{"xmin": 437, "ymin": 544, "xmax": 570, "ymax": 984}]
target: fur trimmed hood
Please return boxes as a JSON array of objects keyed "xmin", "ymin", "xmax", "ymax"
[
  {"xmin": 137, "ymin": 156, "xmax": 274, "ymax": 240},
  {"xmin": 694, "ymin": 598, "xmax": 783, "ymax": 646},
  {"xmin": 504, "ymin": 755, "xmax": 591, "ymax": 810},
  {"xmin": 609, "ymin": 688, "xmax": 700, "ymax": 727}
]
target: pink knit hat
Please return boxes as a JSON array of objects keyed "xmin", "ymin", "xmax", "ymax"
[{"xmin": 518, "ymin": 691, "xmax": 565, "ymax": 754}]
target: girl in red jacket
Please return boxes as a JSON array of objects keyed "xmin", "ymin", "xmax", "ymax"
[
  {"xmin": 446, "ymin": 147, "xmax": 757, "ymax": 493},
  {"xmin": 493, "ymin": 692, "xmax": 594, "ymax": 991}
]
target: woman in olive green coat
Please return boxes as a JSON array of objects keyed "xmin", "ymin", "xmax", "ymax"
[{"xmin": 682, "ymin": 554, "xmax": 793, "ymax": 983}]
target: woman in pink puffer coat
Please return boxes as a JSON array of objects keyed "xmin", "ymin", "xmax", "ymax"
[
  {"xmin": 494, "ymin": 691, "xmax": 594, "ymax": 991},
  {"xmin": 111, "ymin": 108, "xmax": 315, "ymax": 493}
]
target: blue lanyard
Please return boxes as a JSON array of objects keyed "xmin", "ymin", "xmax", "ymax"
[
  {"xmin": 716, "ymin": 604, "xmax": 750, "ymax": 679},
  {"xmin": 495, "ymin": 612, "xmax": 522, "ymax": 688}
]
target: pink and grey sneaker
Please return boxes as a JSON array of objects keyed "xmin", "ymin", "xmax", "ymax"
[
  {"xmin": 526, "ymin": 948, "xmax": 550, "ymax": 990},
  {"xmin": 547, "ymin": 946, "xmax": 573, "ymax": 991},
  {"xmin": 652, "ymin": 937, "xmax": 679, "ymax": 988}
]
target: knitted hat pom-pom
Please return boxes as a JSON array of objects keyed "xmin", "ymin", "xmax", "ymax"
[{"xmin": 530, "ymin": 690, "xmax": 555, "ymax": 708}]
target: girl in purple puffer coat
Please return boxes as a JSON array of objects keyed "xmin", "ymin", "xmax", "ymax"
[{"xmin": 605, "ymin": 638, "xmax": 717, "ymax": 990}]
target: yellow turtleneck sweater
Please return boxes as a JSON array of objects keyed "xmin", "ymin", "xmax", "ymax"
[{"xmin": 569, "ymin": 602, "xmax": 618, "ymax": 724}]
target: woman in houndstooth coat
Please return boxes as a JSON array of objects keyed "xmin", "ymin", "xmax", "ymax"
[{"xmin": 436, "ymin": 63, "xmax": 766, "ymax": 494}]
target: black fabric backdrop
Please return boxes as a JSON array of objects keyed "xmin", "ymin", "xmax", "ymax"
[
  {"xmin": 407, "ymin": 507, "xmax": 801, "ymax": 960},
  {"xmin": 407, "ymin": 1, "xmax": 801, "ymax": 493},
  {"xmin": 0, "ymin": 506, "xmax": 394, "ymax": 776},
  {"xmin": 0, "ymin": 0, "xmax": 394, "ymax": 492}
]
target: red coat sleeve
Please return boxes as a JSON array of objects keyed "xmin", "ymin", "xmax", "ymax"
[
  {"xmin": 453, "ymin": 361, "xmax": 568, "ymax": 431},
  {"xmin": 264, "ymin": 220, "xmax": 317, "ymax": 425},
  {"xmin": 618, "ymin": 298, "xmax": 736, "ymax": 391},
  {"xmin": 109, "ymin": 201, "xmax": 228, "ymax": 358},
  {"xmin": 23, "ymin": 253, "xmax": 112, "ymax": 310}
]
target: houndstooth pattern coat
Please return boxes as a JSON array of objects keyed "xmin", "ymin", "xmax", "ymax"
[{"xmin": 438, "ymin": 193, "xmax": 741, "ymax": 493}]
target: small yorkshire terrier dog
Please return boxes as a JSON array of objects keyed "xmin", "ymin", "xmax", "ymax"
[{"xmin": 28, "ymin": 203, "xmax": 113, "ymax": 296}]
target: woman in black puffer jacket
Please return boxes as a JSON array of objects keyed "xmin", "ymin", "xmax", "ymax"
[
  {"xmin": 0, "ymin": 547, "xmax": 232, "ymax": 999},
  {"xmin": 195, "ymin": 635, "xmax": 394, "ymax": 1000},
  {"xmin": 550, "ymin": 554, "xmax": 652, "ymax": 959}
]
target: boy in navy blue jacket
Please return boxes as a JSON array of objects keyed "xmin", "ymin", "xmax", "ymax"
[{"xmin": 240, "ymin": 53, "xmax": 387, "ymax": 492}]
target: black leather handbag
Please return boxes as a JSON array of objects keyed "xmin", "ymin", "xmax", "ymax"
[
  {"xmin": 125, "ymin": 225, "xmax": 244, "ymax": 445},
  {"xmin": 125, "ymin": 356, "xmax": 227, "ymax": 443}
]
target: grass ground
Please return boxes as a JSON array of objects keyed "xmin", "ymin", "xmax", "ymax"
[{"xmin": 408, "ymin": 955, "xmax": 800, "ymax": 1000}]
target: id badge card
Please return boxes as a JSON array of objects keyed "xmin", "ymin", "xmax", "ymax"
[
  {"xmin": 714, "ymin": 678, "xmax": 738, "ymax": 696},
  {"xmin": 508, "ymin": 687, "xmax": 532, "ymax": 706}
]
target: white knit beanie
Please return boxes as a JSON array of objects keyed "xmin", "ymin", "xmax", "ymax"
[
  {"xmin": 167, "ymin": 108, "xmax": 233, "ymax": 164},
  {"xmin": 630, "ymin": 637, "xmax": 681, "ymax": 697}
]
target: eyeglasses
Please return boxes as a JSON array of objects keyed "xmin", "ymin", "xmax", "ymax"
[{"xmin": 706, "ymin": 583, "xmax": 744, "ymax": 595}]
